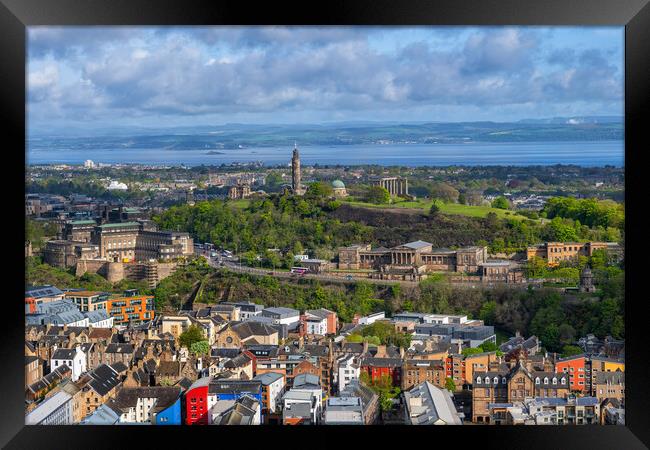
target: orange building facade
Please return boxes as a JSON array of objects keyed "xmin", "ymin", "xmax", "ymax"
[
  {"xmin": 107, "ymin": 295, "xmax": 155, "ymax": 326},
  {"xmin": 555, "ymin": 355, "xmax": 588, "ymax": 392}
]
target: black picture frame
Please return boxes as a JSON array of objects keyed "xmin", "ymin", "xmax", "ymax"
[{"xmin": 2, "ymin": 0, "xmax": 648, "ymax": 448}]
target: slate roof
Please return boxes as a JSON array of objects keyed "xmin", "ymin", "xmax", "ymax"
[
  {"xmin": 339, "ymin": 342, "xmax": 364, "ymax": 354},
  {"xmin": 52, "ymin": 348, "xmax": 78, "ymax": 360},
  {"xmin": 108, "ymin": 386, "xmax": 181, "ymax": 414},
  {"xmin": 402, "ymin": 240, "xmax": 433, "ymax": 250},
  {"xmin": 110, "ymin": 362, "xmax": 128, "ymax": 373},
  {"xmin": 233, "ymin": 321, "xmax": 278, "ymax": 339},
  {"xmin": 262, "ymin": 307, "xmax": 299, "ymax": 318},
  {"xmin": 28, "ymin": 364, "xmax": 71, "ymax": 394},
  {"xmin": 302, "ymin": 344, "xmax": 330, "ymax": 358},
  {"xmin": 84, "ymin": 309, "xmax": 110, "ymax": 323},
  {"xmin": 361, "ymin": 356, "xmax": 403, "ymax": 368},
  {"xmin": 105, "ymin": 343, "xmax": 134, "ymax": 354},
  {"xmin": 305, "ymin": 308, "xmax": 334, "ymax": 320},
  {"xmin": 25, "ymin": 285, "xmax": 64, "ymax": 299},
  {"xmin": 25, "ymin": 340, "xmax": 36, "ymax": 353},
  {"xmin": 89, "ymin": 328, "xmax": 113, "ymax": 340},
  {"xmin": 87, "ymin": 364, "xmax": 121, "ymax": 396},
  {"xmin": 211, "ymin": 348, "xmax": 242, "ymax": 359},
  {"xmin": 156, "ymin": 361, "xmax": 181, "ymax": 378},
  {"xmin": 595, "ymin": 371, "xmax": 625, "ymax": 385},
  {"xmin": 243, "ymin": 345, "xmax": 279, "ymax": 358},
  {"xmin": 223, "ymin": 353, "xmax": 253, "ymax": 369},
  {"xmin": 176, "ymin": 377, "xmax": 193, "ymax": 390}
]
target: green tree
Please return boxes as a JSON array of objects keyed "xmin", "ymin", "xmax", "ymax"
[
  {"xmin": 491, "ymin": 196, "xmax": 510, "ymax": 210},
  {"xmin": 306, "ymin": 181, "xmax": 334, "ymax": 199},
  {"xmin": 364, "ymin": 186, "xmax": 390, "ymax": 204},
  {"xmin": 479, "ymin": 301, "xmax": 497, "ymax": 325},
  {"xmin": 462, "ymin": 347, "xmax": 483, "ymax": 357},
  {"xmin": 190, "ymin": 340, "xmax": 210, "ymax": 356},
  {"xmin": 430, "ymin": 182, "xmax": 459, "ymax": 203},
  {"xmin": 179, "ymin": 325, "xmax": 205, "ymax": 349},
  {"xmin": 561, "ymin": 345, "xmax": 583, "ymax": 358},
  {"xmin": 479, "ymin": 341, "xmax": 498, "ymax": 352},
  {"xmin": 444, "ymin": 377, "xmax": 456, "ymax": 392},
  {"xmin": 346, "ymin": 334, "xmax": 364, "ymax": 343},
  {"xmin": 429, "ymin": 201, "xmax": 441, "ymax": 216}
]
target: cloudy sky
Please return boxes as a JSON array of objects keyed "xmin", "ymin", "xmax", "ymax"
[{"xmin": 27, "ymin": 26, "xmax": 624, "ymax": 132}]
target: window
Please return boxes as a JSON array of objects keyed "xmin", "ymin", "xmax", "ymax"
[
  {"xmin": 476, "ymin": 377, "xmax": 481, "ymax": 384},
  {"xmin": 552, "ymin": 378, "xmax": 557, "ymax": 385},
  {"xmin": 485, "ymin": 377, "xmax": 490, "ymax": 384},
  {"xmin": 535, "ymin": 377, "xmax": 540, "ymax": 385}
]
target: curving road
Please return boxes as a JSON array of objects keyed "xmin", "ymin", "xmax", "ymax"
[{"xmin": 199, "ymin": 253, "xmax": 528, "ymax": 289}]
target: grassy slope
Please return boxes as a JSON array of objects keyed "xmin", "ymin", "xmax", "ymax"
[{"xmin": 342, "ymin": 197, "xmax": 534, "ymax": 221}]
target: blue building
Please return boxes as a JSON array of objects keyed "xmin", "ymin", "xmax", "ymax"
[
  {"xmin": 209, "ymin": 380, "xmax": 262, "ymax": 402},
  {"xmin": 153, "ymin": 396, "xmax": 182, "ymax": 425}
]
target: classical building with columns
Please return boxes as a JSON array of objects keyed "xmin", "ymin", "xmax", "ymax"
[
  {"xmin": 338, "ymin": 240, "xmax": 489, "ymax": 281},
  {"xmin": 372, "ymin": 177, "xmax": 409, "ymax": 197}
]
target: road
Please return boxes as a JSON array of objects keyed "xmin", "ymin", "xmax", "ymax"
[
  {"xmin": 203, "ymin": 254, "xmax": 407, "ymax": 286},
  {"xmin": 198, "ymin": 251, "xmax": 530, "ymax": 289}
]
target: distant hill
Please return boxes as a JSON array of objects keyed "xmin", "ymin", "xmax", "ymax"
[{"xmin": 29, "ymin": 117, "xmax": 623, "ymax": 151}]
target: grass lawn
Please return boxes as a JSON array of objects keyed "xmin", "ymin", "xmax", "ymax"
[
  {"xmin": 227, "ymin": 199, "xmax": 252, "ymax": 209},
  {"xmin": 342, "ymin": 197, "xmax": 535, "ymax": 221}
]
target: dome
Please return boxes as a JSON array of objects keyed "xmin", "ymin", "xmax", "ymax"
[{"xmin": 332, "ymin": 180, "xmax": 345, "ymax": 188}]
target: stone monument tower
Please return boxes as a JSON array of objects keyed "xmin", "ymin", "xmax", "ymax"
[
  {"xmin": 291, "ymin": 142, "xmax": 304, "ymax": 195},
  {"xmin": 579, "ymin": 266, "xmax": 596, "ymax": 293}
]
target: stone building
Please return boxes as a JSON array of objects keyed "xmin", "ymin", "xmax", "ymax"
[
  {"xmin": 402, "ymin": 359, "xmax": 447, "ymax": 391},
  {"xmin": 526, "ymin": 241, "xmax": 622, "ymax": 265},
  {"xmin": 338, "ymin": 240, "xmax": 489, "ymax": 281},
  {"xmin": 43, "ymin": 240, "xmax": 100, "ymax": 268},
  {"xmin": 579, "ymin": 266, "xmax": 596, "ymax": 293},
  {"xmin": 479, "ymin": 261, "xmax": 524, "ymax": 283},
  {"xmin": 45, "ymin": 219, "xmax": 193, "ymax": 268},
  {"xmin": 228, "ymin": 184, "xmax": 252, "ymax": 200},
  {"xmin": 472, "ymin": 361, "xmax": 570, "ymax": 423},
  {"xmin": 331, "ymin": 180, "xmax": 348, "ymax": 197},
  {"xmin": 372, "ymin": 177, "xmax": 408, "ymax": 197}
]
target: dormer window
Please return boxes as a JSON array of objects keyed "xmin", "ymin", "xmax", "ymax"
[
  {"xmin": 561, "ymin": 378, "xmax": 566, "ymax": 385},
  {"xmin": 484, "ymin": 377, "xmax": 490, "ymax": 384},
  {"xmin": 535, "ymin": 377, "xmax": 540, "ymax": 385},
  {"xmin": 552, "ymin": 378, "xmax": 557, "ymax": 385},
  {"xmin": 502, "ymin": 377, "xmax": 506, "ymax": 384},
  {"xmin": 493, "ymin": 377, "xmax": 499, "ymax": 384},
  {"xmin": 544, "ymin": 377, "xmax": 549, "ymax": 384},
  {"xmin": 476, "ymin": 377, "xmax": 481, "ymax": 384}
]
